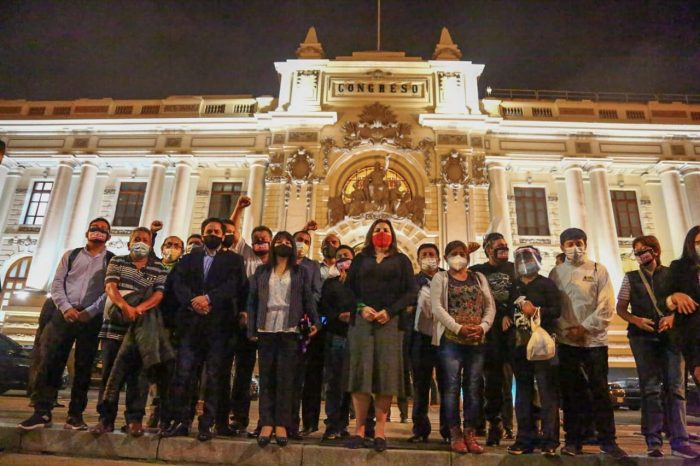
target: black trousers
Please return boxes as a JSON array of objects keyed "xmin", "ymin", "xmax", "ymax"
[
  {"xmin": 230, "ymin": 336, "xmax": 258, "ymax": 427},
  {"xmin": 323, "ymin": 332, "xmax": 351, "ymax": 434},
  {"xmin": 97, "ymin": 338, "xmax": 146, "ymax": 425},
  {"xmin": 215, "ymin": 335, "xmax": 237, "ymax": 428},
  {"xmin": 483, "ymin": 336, "xmax": 514, "ymax": 429},
  {"xmin": 28, "ymin": 299, "xmax": 63, "ymax": 395},
  {"xmin": 558, "ymin": 344, "xmax": 616, "ymax": 446},
  {"xmin": 410, "ymin": 331, "xmax": 447, "ymax": 438},
  {"xmin": 169, "ymin": 328, "xmax": 228, "ymax": 430},
  {"xmin": 258, "ymin": 333, "xmax": 301, "ymax": 428},
  {"xmin": 32, "ymin": 311, "xmax": 102, "ymax": 417},
  {"xmin": 303, "ymin": 327, "xmax": 325, "ymax": 430}
]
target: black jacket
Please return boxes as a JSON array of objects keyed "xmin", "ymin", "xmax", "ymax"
[{"xmin": 170, "ymin": 249, "xmax": 248, "ymax": 334}]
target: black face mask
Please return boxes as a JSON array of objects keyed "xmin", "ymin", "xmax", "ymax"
[
  {"xmin": 493, "ymin": 246, "xmax": 509, "ymax": 263},
  {"xmin": 321, "ymin": 244, "xmax": 337, "ymax": 259},
  {"xmin": 203, "ymin": 235, "xmax": 223, "ymax": 250},
  {"xmin": 222, "ymin": 234, "xmax": 235, "ymax": 248},
  {"xmin": 274, "ymin": 244, "xmax": 294, "ymax": 258}
]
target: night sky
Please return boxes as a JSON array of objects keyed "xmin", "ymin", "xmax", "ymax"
[{"xmin": 1, "ymin": 0, "xmax": 698, "ymax": 101}]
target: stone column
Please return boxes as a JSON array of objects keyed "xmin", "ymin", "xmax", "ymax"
[
  {"xmin": 64, "ymin": 161, "xmax": 99, "ymax": 249},
  {"xmin": 486, "ymin": 162, "xmax": 512, "ymax": 244},
  {"xmin": 588, "ymin": 164, "xmax": 623, "ymax": 289},
  {"xmin": 683, "ymin": 166, "xmax": 700, "ymax": 226},
  {"xmin": 26, "ymin": 160, "xmax": 75, "ymax": 290},
  {"xmin": 0, "ymin": 166, "xmax": 21, "ymax": 241},
  {"xmin": 562, "ymin": 162, "xmax": 591, "ymax": 234},
  {"xmin": 242, "ymin": 160, "xmax": 268, "ymax": 242},
  {"xmin": 166, "ymin": 161, "xmax": 192, "ymax": 241},
  {"xmin": 139, "ymin": 160, "xmax": 168, "ymax": 227},
  {"xmin": 658, "ymin": 164, "xmax": 690, "ymax": 257}
]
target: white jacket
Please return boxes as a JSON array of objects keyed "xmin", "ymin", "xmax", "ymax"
[
  {"xmin": 548, "ymin": 258, "xmax": 614, "ymax": 347},
  {"xmin": 429, "ymin": 270, "xmax": 496, "ymax": 346}
]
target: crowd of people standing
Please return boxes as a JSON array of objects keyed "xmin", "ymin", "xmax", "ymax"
[{"xmin": 16, "ymin": 195, "xmax": 700, "ymax": 459}]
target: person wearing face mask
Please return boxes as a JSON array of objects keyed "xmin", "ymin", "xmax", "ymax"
[
  {"xmin": 162, "ymin": 217, "xmax": 248, "ymax": 442},
  {"xmin": 318, "ymin": 244, "xmax": 355, "ymax": 440},
  {"xmin": 19, "ymin": 218, "xmax": 114, "ymax": 432},
  {"xmin": 227, "ymin": 224, "xmax": 273, "ymax": 436},
  {"xmin": 343, "ymin": 219, "xmax": 418, "ymax": 452},
  {"xmin": 90, "ymin": 227, "xmax": 169, "ymax": 437},
  {"xmin": 247, "ymin": 231, "xmax": 320, "ymax": 447},
  {"xmin": 185, "ymin": 234, "xmax": 204, "ymax": 254},
  {"xmin": 290, "ymin": 228, "xmax": 324, "ymax": 438},
  {"xmin": 320, "ymin": 234, "xmax": 341, "ymax": 281},
  {"xmin": 141, "ymin": 234, "xmax": 183, "ymax": 430},
  {"xmin": 507, "ymin": 246, "xmax": 561, "ymax": 456},
  {"xmin": 616, "ymin": 235, "xmax": 698, "ymax": 459},
  {"xmin": 407, "ymin": 243, "xmax": 449, "ymax": 444},
  {"xmin": 469, "ymin": 232, "xmax": 516, "ymax": 446},
  {"xmin": 430, "ymin": 240, "xmax": 495, "ymax": 454},
  {"xmin": 661, "ymin": 227, "xmax": 700, "ymax": 439},
  {"xmin": 549, "ymin": 228, "xmax": 627, "ymax": 459}
]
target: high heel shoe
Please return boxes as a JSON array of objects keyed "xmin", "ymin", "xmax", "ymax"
[{"xmin": 257, "ymin": 434, "xmax": 272, "ymax": 447}]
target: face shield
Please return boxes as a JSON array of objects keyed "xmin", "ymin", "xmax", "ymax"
[{"xmin": 514, "ymin": 246, "xmax": 542, "ymax": 279}]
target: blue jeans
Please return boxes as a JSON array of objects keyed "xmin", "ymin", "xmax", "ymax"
[
  {"xmin": 512, "ymin": 346, "xmax": 560, "ymax": 449},
  {"xmin": 629, "ymin": 336, "xmax": 688, "ymax": 449},
  {"xmin": 438, "ymin": 339, "xmax": 485, "ymax": 430}
]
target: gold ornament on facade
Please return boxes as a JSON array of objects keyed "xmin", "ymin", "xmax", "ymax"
[
  {"xmin": 439, "ymin": 149, "xmax": 488, "ymax": 188},
  {"xmin": 265, "ymin": 152, "xmax": 286, "ymax": 182}
]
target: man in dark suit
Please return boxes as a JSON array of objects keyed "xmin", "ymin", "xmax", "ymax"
[{"xmin": 162, "ymin": 217, "xmax": 248, "ymax": 441}]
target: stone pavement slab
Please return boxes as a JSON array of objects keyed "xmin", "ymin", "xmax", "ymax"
[{"xmin": 158, "ymin": 436, "xmax": 303, "ymax": 466}]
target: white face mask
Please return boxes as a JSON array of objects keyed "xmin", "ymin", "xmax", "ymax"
[
  {"xmin": 130, "ymin": 241, "xmax": 150, "ymax": 259},
  {"xmin": 447, "ymin": 255, "xmax": 468, "ymax": 271},
  {"xmin": 564, "ymin": 246, "xmax": 586, "ymax": 264},
  {"xmin": 420, "ymin": 257, "xmax": 438, "ymax": 272}
]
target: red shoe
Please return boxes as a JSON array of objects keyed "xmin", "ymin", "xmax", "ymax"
[
  {"xmin": 464, "ymin": 429, "xmax": 484, "ymax": 454},
  {"xmin": 450, "ymin": 427, "xmax": 468, "ymax": 454}
]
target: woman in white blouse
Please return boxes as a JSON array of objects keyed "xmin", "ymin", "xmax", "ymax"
[{"xmin": 247, "ymin": 231, "xmax": 319, "ymax": 447}]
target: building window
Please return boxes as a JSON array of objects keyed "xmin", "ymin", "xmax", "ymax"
[
  {"xmin": 208, "ymin": 182, "xmax": 242, "ymax": 219},
  {"xmin": 610, "ymin": 190, "xmax": 643, "ymax": 238},
  {"xmin": 113, "ymin": 182, "xmax": 147, "ymax": 227},
  {"xmin": 514, "ymin": 187, "xmax": 550, "ymax": 236},
  {"xmin": 0, "ymin": 256, "xmax": 32, "ymax": 311},
  {"xmin": 23, "ymin": 181, "xmax": 54, "ymax": 225}
]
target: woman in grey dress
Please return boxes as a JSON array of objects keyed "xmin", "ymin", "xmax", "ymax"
[{"xmin": 344, "ymin": 219, "xmax": 417, "ymax": 452}]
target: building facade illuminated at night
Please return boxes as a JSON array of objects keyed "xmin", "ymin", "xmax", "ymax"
[{"xmin": 0, "ymin": 28, "xmax": 699, "ymax": 369}]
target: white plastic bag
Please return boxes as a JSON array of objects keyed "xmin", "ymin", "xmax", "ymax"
[{"xmin": 526, "ymin": 308, "xmax": 556, "ymax": 361}]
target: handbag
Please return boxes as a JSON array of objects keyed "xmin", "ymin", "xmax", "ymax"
[{"xmin": 526, "ymin": 308, "xmax": 556, "ymax": 361}]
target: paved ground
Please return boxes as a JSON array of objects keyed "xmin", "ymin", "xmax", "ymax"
[{"xmin": 0, "ymin": 387, "xmax": 684, "ymax": 457}]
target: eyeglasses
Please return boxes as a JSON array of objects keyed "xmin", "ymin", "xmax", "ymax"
[{"xmin": 633, "ymin": 249, "xmax": 653, "ymax": 257}]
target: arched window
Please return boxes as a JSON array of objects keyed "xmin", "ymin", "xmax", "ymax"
[{"xmin": 1, "ymin": 257, "xmax": 32, "ymax": 312}]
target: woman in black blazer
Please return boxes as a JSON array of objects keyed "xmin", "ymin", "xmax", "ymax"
[
  {"xmin": 247, "ymin": 231, "xmax": 319, "ymax": 447},
  {"xmin": 663, "ymin": 225, "xmax": 700, "ymax": 381}
]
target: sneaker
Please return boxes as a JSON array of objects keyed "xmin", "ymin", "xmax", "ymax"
[
  {"xmin": 647, "ymin": 447, "xmax": 664, "ymax": 458},
  {"xmin": 600, "ymin": 443, "xmax": 629, "ymax": 460},
  {"xmin": 64, "ymin": 415, "xmax": 88, "ymax": 430},
  {"xmin": 18, "ymin": 413, "xmax": 52, "ymax": 431},
  {"xmin": 507, "ymin": 442, "xmax": 534, "ymax": 455},
  {"xmin": 561, "ymin": 443, "xmax": 582, "ymax": 456},
  {"xmin": 671, "ymin": 444, "xmax": 700, "ymax": 459},
  {"xmin": 541, "ymin": 446, "xmax": 558, "ymax": 456}
]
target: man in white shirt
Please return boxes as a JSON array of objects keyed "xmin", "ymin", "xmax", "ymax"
[{"xmin": 549, "ymin": 228, "xmax": 627, "ymax": 459}]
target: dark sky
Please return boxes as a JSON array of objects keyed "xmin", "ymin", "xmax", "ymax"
[{"xmin": 1, "ymin": 0, "xmax": 698, "ymax": 101}]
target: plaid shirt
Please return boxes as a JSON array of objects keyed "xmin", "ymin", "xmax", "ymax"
[{"xmin": 99, "ymin": 254, "xmax": 167, "ymax": 341}]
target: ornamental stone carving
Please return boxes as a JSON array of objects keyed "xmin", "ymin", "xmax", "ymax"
[
  {"xmin": 327, "ymin": 158, "xmax": 425, "ymax": 228},
  {"xmin": 265, "ymin": 152, "xmax": 286, "ymax": 182},
  {"xmin": 286, "ymin": 147, "xmax": 315, "ymax": 183},
  {"xmin": 439, "ymin": 149, "xmax": 488, "ymax": 188},
  {"xmin": 341, "ymin": 102, "xmax": 412, "ymax": 149}
]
